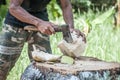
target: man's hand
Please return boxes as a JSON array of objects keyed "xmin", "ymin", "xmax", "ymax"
[
  {"xmin": 70, "ymin": 28, "xmax": 86, "ymax": 43},
  {"xmin": 36, "ymin": 21, "xmax": 56, "ymax": 35}
]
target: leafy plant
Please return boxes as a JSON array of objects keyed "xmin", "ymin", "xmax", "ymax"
[{"xmin": 47, "ymin": 0, "xmax": 62, "ymax": 20}]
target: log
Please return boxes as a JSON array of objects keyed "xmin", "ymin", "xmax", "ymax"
[{"xmin": 21, "ymin": 56, "xmax": 120, "ymax": 80}]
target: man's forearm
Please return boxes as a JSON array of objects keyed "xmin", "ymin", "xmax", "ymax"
[
  {"xmin": 9, "ymin": 2, "xmax": 42, "ymax": 27},
  {"xmin": 60, "ymin": 0, "xmax": 74, "ymax": 29},
  {"xmin": 62, "ymin": 5, "xmax": 74, "ymax": 29}
]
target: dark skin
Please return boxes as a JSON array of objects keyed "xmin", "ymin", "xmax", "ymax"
[{"xmin": 9, "ymin": 0, "xmax": 86, "ymax": 42}]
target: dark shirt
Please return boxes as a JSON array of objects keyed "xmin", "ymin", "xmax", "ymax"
[
  {"xmin": 4, "ymin": 0, "xmax": 51, "ymax": 28},
  {"xmin": 0, "ymin": 0, "xmax": 6, "ymax": 5}
]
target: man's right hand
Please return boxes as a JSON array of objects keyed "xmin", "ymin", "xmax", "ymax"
[{"xmin": 36, "ymin": 21, "xmax": 55, "ymax": 35}]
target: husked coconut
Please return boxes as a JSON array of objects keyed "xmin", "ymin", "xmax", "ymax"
[{"xmin": 58, "ymin": 31, "xmax": 86, "ymax": 58}]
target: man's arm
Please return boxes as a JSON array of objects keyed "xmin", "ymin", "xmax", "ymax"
[
  {"xmin": 59, "ymin": 0, "xmax": 74, "ymax": 29},
  {"xmin": 59, "ymin": 0, "xmax": 86, "ymax": 42},
  {"xmin": 9, "ymin": 0, "xmax": 55, "ymax": 35},
  {"xmin": 9, "ymin": 0, "xmax": 42, "ymax": 27}
]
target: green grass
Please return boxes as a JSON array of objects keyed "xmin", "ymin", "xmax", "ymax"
[
  {"xmin": 85, "ymin": 22, "xmax": 120, "ymax": 62},
  {"xmin": 7, "ymin": 43, "xmax": 30, "ymax": 80},
  {"xmin": 4, "ymin": 10, "xmax": 120, "ymax": 80}
]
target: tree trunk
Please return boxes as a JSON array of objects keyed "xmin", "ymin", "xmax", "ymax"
[{"xmin": 21, "ymin": 56, "xmax": 120, "ymax": 80}]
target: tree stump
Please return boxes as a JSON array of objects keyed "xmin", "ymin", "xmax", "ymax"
[{"xmin": 21, "ymin": 56, "xmax": 120, "ymax": 80}]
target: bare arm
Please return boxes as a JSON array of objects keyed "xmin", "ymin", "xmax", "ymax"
[
  {"xmin": 59, "ymin": 0, "xmax": 86, "ymax": 42},
  {"xmin": 59, "ymin": 0, "xmax": 74, "ymax": 29},
  {"xmin": 9, "ymin": 0, "xmax": 55, "ymax": 35},
  {"xmin": 9, "ymin": 0, "xmax": 42, "ymax": 26}
]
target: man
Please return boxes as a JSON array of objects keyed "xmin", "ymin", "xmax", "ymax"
[{"xmin": 0, "ymin": 0, "xmax": 85, "ymax": 80}]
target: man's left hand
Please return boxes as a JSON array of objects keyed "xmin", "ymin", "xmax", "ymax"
[{"xmin": 70, "ymin": 28, "xmax": 86, "ymax": 43}]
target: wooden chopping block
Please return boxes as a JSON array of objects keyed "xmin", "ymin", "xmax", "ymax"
[{"xmin": 21, "ymin": 56, "xmax": 120, "ymax": 80}]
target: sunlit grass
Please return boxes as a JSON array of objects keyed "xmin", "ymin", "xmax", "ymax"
[
  {"xmin": 5, "ymin": 10, "xmax": 120, "ymax": 80},
  {"xmin": 84, "ymin": 22, "xmax": 120, "ymax": 62},
  {"xmin": 7, "ymin": 43, "xmax": 30, "ymax": 80}
]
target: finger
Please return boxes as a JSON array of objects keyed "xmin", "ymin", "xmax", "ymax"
[
  {"xmin": 42, "ymin": 26, "xmax": 52, "ymax": 35},
  {"xmin": 49, "ymin": 23, "xmax": 55, "ymax": 34},
  {"xmin": 40, "ymin": 29, "xmax": 46, "ymax": 34},
  {"xmin": 80, "ymin": 32, "xmax": 86, "ymax": 43},
  {"xmin": 53, "ymin": 25, "xmax": 59, "ymax": 32},
  {"xmin": 76, "ymin": 30, "xmax": 86, "ymax": 43},
  {"xmin": 46, "ymin": 29, "xmax": 53, "ymax": 35},
  {"xmin": 76, "ymin": 30, "xmax": 81, "ymax": 37},
  {"xmin": 38, "ymin": 26, "xmax": 48, "ymax": 35},
  {"xmin": 79, "ymin": 31, "xmax": 85, "ymax": 37},
  {"xmin": 82, "ymin": 35, "xmax": 86, "ymax": 43},
  {"xmin": 49, "ymin": 26, "xmax": 55, "ymax": 34},
  {"xmin": 38, "ymin": 27, "xmax": 44, "ymax": 34}
]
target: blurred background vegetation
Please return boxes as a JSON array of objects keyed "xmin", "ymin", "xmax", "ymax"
[{"xmin": 0, "ymin": 0, "xmax": 120, "ymax": 80}]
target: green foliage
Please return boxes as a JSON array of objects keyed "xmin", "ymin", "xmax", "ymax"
[
  {"xmin": 0, "ymin": 0, "xmax": 9, "ymax": 18},
  {"xmin": 0, "ymin": 5, "xmax": 7, "ymax": 30},
  {"xmin": 47, "ymin": 0, "xmax": 116, "ymax": 20},
  {"xmin": 47, "ymin": 0, "xmax": 62, "ymax": 20},
  {"xmin": 7, "ymin": 43, "xmax": 30, "ymax": 80},
  {"xmin": 0, "ymin": 5, "xmax": 7, "ymax": 18},
  {"xmin": 73, "ymin": 0, "xmax": 91, "ymax": 5},
  {"xmin": 71, "ymin": 0, "xmax": 116, "ymax": 13},
  {"xmin": 0, "ymin": 1, "xmax": 8, "ymax": 28},
  {"xmin": 71, "ymin": 0, "xmax": 91, "ymax": 8},
  {"xmin": 91, "ymin": 6, "xmax": 115, "ymax": 25}
]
